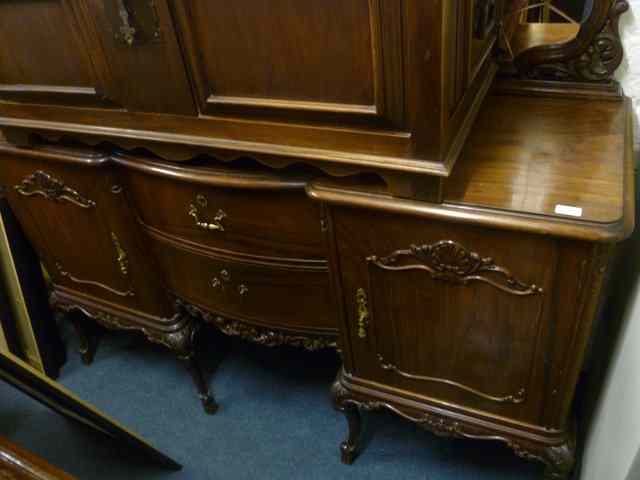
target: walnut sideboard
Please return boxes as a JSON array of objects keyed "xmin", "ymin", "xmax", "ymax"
[{"xmin": 0, "ymin": 1, "xmax": 634, "ymax": 479}]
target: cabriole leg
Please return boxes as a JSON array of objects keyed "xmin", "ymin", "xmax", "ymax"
[
  {"xmin": 66, "ymin": 311, "xmax": 99, "ymax": 365},
  {"xmin": 331, "ymin": 376, "xmax": 363, "ymax": 465},
  {"xmin": 178, "ymin": 350, "xmax": 219, "ymax": 415}
]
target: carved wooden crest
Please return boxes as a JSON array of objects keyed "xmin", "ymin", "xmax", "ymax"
[{"xmin": 367, "ymin": 240, "xmax": 543, "ymax": 296}]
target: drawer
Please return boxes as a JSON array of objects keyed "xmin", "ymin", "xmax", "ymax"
[
  {"xmin": 119, "ymin": 155, "xmax": 325, "ymax": 261},
  {"xmin": 147, "ymin": 228, "xmax": 336, "ymax": 334}
]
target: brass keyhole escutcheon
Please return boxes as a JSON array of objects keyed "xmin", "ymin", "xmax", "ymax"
[{"xmin": 356, "ymin": 288, "xmax": 369, "ymax": 339}]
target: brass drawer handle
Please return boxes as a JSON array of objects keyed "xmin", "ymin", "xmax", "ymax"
[
  {"xmin": 356, "ymin": 288, "xmax": 369, "ymax": 339},
  {"xmin": 189, "ymin": 203, "xmax": 227, "ymax": 232},
  {"xmin": 211, "ymin": 270, "xmax": 249, "ymax": 297}
]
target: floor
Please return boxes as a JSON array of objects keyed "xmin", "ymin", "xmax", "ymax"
[{"xmin": 0, "ymin": 324, "xmax": 542, "ymax": 479}]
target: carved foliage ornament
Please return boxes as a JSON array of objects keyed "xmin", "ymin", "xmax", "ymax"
[
  {"xmin": 176, "ymin": 299, "xmax": 337, "ymax": 351},
  {"xmin": 332, "ymin": 377, "xmax": 574, "ymax": 479},
  {"xmin": 14, "ymin": 170, "xmax": 96, "ymax": 208},
  {"xmin": 51, "ymin": 295, "xmax": 193, "ymax": 357},
  {"xmin": 526, "ymin": 0, "xmax": 630, "ymax": 82},
  {"xmin": 367, "ymin": 240, "xmax": 543, "ymax": 296}
]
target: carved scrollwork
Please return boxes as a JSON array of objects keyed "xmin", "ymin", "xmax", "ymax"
[
  {"xmin": 55, "ymin": 262, "xmax": 135, "ymax": 298},
  {"xmin": 177, "ymin": 298, "xmax": 337, "ymax": 351},
  {"xmin": 51, "ymin": 294, "xmax": 193, "ymax": 356},
  {"xmin": 14, "ymin": 171, "xmax": 96, "ymax": 208},
  {"xmin": 367, "ymin": 240, "xmax": 543, "ymax": 296},
  {"xmin": 377, "ymin": 354, "xmax": 526, "ymax": 404},
  {"xmin": 526, "ymin": 0, "xmax": 629, "ymax": 83},
  {"xmin": 332, "ymin": 372, "xmax": 575, "ymax": 479}
]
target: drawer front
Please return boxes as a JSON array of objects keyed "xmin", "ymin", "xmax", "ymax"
[
  {"xmin": 332, "ymin": 207, "xmax": 560, "ymax": 423},
  {"xmin": 123, "ymin": 166, "xmax": 325, "ymax": 261},
  {"xmin": 148, "ymin": 231, "xmax": 335, "ymax": 334}
]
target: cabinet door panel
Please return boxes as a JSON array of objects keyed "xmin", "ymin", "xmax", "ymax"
[
  {"xmin": 0, "ymin": 152, "xmax": 171, "ymax": 318},
  {"xmin": 334, "ymin": 209, "xmax": 556, "ymax": 420},
  {"xmin": 173, "ymin": 0, "xmax": 405, "ymax": 127},
  {"xmin": 0, "ymin": 0, "xmax": 115, "ymax": 107}
]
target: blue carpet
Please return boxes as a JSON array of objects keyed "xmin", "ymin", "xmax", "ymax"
[{"xmin": 0, "ymin": 324, "xmax": 541, "ymax": 479}]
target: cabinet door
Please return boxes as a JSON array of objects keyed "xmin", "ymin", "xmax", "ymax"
[
  {"xmin": 0, "ymin": 0, "xmax": 116, "ymax": 107},
  {"xmin": 0, "ymin": 150, "xmax": 172, "ymax": 318},
  {"xmin": 82, "ymin": 0, "xmax": 196, "ymax": 115},
  {"xmin": 172, "ymin": 0, "xmax": 405, "ymax": 127},
  {"xmin": 333, "ymin": 209, "xmax": 556, "ymax": 421}
]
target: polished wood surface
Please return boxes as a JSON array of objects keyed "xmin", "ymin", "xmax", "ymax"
[
  {"xmin": 0, "ymin": 3, "xmax": 633, "ymax": 476},
  {"xmin": 0, "ymin": 142, "xmax": 218, "ymax": 412},
  {"xmin": 445, "ymin": 94, "xmax": 628, "ymax": 224},
  {"xmin": 147, "ymin": 228, "xmax": 334, "ymax": 335},
  {"xmin": 0, "ymin": 0, "xmax": 113, "ymax": 108},
  {"xmin": 308, "ymin": 95, "xmax": 635, "ymax": 243},
  {"xmin": 0, "ymin": 435, "xmax": 76, "ymax": 480},
  {"xmin": 323, "ymin": 178, "xmax": 617, "ymax": 480},
  {"xmin": 119, "ymin": 155, "xmax": 326, "ymax": 261},
  {"xmin": 0, "ymin": 0, "xmax": 498, "ymax": 194},
  {"xmin": 313, "ymin": 92, "xmax": 633, "ymax": 479},
  {"xmin": 0, "ymin": 145, "xmax": 173, "ymax": 320}
]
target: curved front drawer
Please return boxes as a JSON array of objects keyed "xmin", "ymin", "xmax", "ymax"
[
  {"xmin": 120, "ymin": 157, "xmax": 325, "ymax": 261},
  {"xmin": 147, "ymin": 228, "xmax": 336, "ymax": 334}
]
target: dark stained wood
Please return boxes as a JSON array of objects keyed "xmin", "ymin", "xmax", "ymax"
[
  {"xmin": 146, "ymin": 226, "xmax": 335, "ymax": 335},
  {"xmin": 0, "ymin": 145, "xmax": 173, "ymax": 320},
  {"xmin": 81, "ymin": 0, "xmax": 197, "ymax": 115},
  {"xmin": 0, "ymin": 0, "xmax": 498, "ymax": 196},
  {"xmin": 323, "ymin": 182, "xmax": 614, "ymax": 480},
  {"xmin": 445, "ymin": 94, "xmax": 628, "ymax": 224},
  {"xmin": 313, "ymin": 91, "xmax": 634, "ymax": 479},
  {"xmin": 0, "ymin": 142, "xmax": 217, "ymax": 413},
  {"xmin": 0, "ymin": 435, "xmax": 76, "ymax": 480},
  {"xmin": 0, "ymin": 3, "xmax": 633, "ymax": 477},
  {"xmin": 0, "ymin": 0, "xmax": 116, "ymax": 108},
  {"xmin": 173, "ymin": 0, "xmax": 378, "ymax": 117},
  {"xmin": 309, "ymin": 94, "xmax": 635, "ymax": 243},
  {"xmin": 118, "ymin": 154, "xmax": 326, "ymax": 261}
]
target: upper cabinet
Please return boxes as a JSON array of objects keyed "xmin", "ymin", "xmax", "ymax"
[{"xmin": 0, "ymin": 1, "xmax": 501, "ymax": 194}]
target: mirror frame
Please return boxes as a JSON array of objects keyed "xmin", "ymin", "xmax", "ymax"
[{"xmin": 506, "ymin": 0, "xmax": 629, "ymax": 83}]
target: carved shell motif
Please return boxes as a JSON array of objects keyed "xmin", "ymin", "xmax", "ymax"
[{"xmin": 367, "ymin": 240, "xmax": 543, "ymax": 296}]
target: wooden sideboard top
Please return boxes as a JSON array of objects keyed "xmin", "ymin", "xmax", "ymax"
[
  {"xmin": 309, "ymin": 93, "xmax": 635, "ymax": 243},
  {"xmin": 445, "ymin": 93, "xmax": 629, "ymax": 225}
]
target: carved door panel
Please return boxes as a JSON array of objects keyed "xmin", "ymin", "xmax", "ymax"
[
  {"xmin": 0, "ymin": 0, "xmax": 117, "ymax": 107},
  {"xmin": 171, "ymin": 0, "xmax": 405, "ymax": 128},
  {"xmin": 0, "ymin": 151, "xmax": 170, "ymax": 318},
  {"xmin": 333, "ymin": 209, "xmax": 556, "ymax": 420}
]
